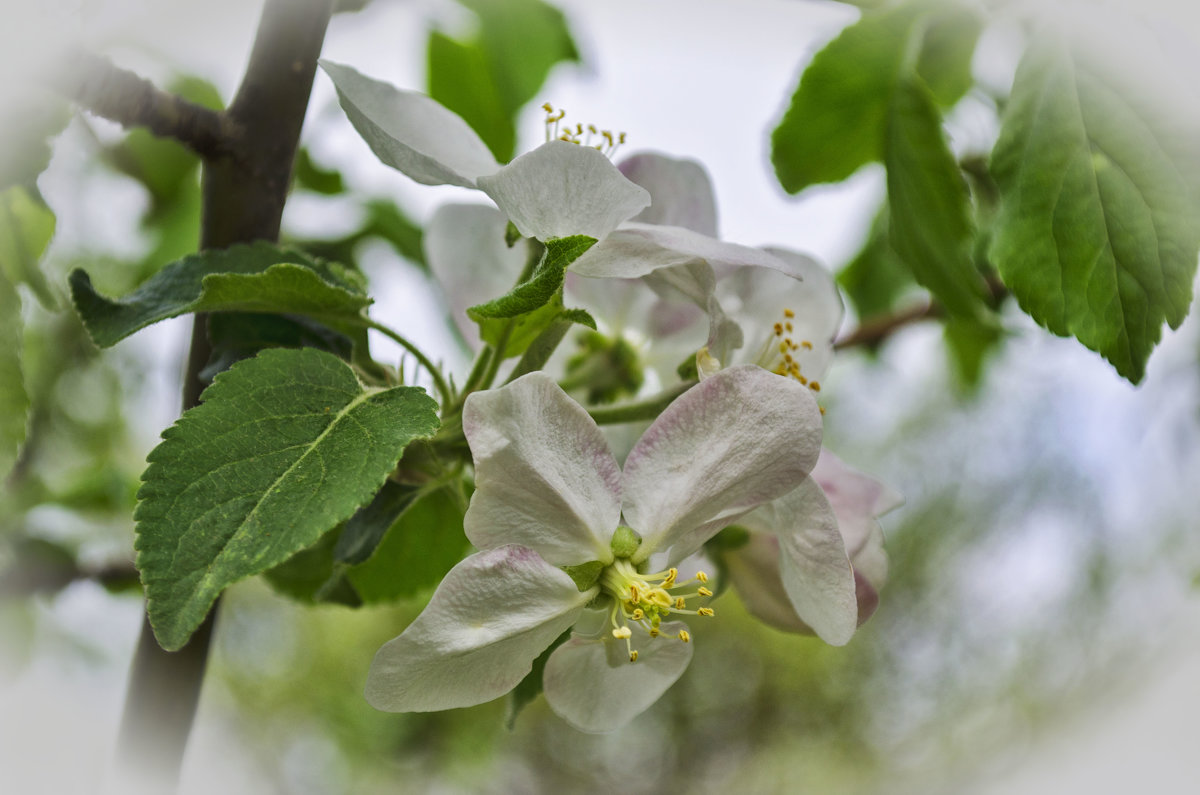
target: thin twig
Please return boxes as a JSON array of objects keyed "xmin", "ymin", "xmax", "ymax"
[
  {"xmin": 50, "ymin": 50, "xmax": 237, "ymax": 160},
  {"xmin": 834, "ymin": 302, "xmax": 938, "ymax": 350}
]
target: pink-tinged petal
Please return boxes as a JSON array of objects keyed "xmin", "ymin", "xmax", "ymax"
[
  {"xmin": 724, "ymin": 533, "xmax": 809, "ymax": 634},
  {"xmin": 618, "ymin": 152, "xmax": 719, "ymax": 236},
  {"xmin": 543, "ymin": 621, "xmax": 693, "ymax": 732},
  {"xmin": 464, "ymin": 373, "xmax": 620, "ymax": 565},
  {"xmin": 426, "ymin": 204, "xmax": 528, "ymax": 349},
  {"xmin": 811, "ymin": 449, "xmax": 902, "ymax": 557},
  {"xmin": 477, "ymin": 141, "xmax": 650, "ymax": 242},
  {"xmin": 851, "ymin": 524, "xmax": 889, "ymax": 593},
  {"xmin": 570, "ymin": 223, "xmax": 786, "ymax": 280},
  {"xmin": 740, "ymin": 479, "xmax": 858, "ymax": 646},
  {"xmin": 365, "ymin": 546, "xmax": 594, "ymax": 712},
  {"xmin": 320, "ymin": 61, "xmax": 499, "ymax": 187},
  {"xmin": 623, "ymin": 366, "xmax": 822, "ymax": 565}
]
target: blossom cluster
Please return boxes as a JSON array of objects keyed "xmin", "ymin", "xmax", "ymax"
[{"xmin": 322, "ymin": 61, "xmax": 900, "ymax": 732}]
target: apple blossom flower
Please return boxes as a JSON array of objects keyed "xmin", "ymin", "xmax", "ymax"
[
  {"xmin": 319, "ymin": 61, "xmax": 783, "ymax": 286},
  {"xmin": 724, "ymin": 449, "xmax": 902, "ymax": 638},
  {"xmin": 365, "ymin": 365, "xmax": 825, "ymax": 732}
]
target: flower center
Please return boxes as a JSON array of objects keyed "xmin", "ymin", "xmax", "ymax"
[
  {"xmin": 752, "ymin": 306, "xmax": 822, "ymax": 396},
  {"xmin": 598, "ymin": 558, "xmax": 713, "ymax": 662},
  {"xmin": 542, "ymin": 102, "xmax": 626, "ymax": 157}
]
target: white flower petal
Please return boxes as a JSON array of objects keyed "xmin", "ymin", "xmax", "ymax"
[
  {"xmin": 426, "ymin": 203, "xmax": 528, "ymax": 349},
  {"xmin": 543, "ymin": 621, "xmax": 693, "ymax": 732},
  {"xmin": 365, "ymin": 546, "xmax": 594, "ymax": 712},
  {"xmin": 741, "ymin": 479, "xmax": 858, "ymax": 646},
  {"xmin": 320, "ymin": 60, "xmax": 499, "ymax": 188},
  {"xmin": 570, "ymin": 223, "xmax": 786, "ymax": 280},
  {"xmin": 724, "ymin": 533, "xmax": 809, "ymax": 633},
  {"xmin": 464, "ymin": 372, "xmax": 620, "ymax": 565},
  {"xmin": 852, "ymin": 524, "xmax": 889, "ymax": 592},
  {"xmin": 618, "ymin": 152, "xmax": 719, "ymax": 236},
  {"xmin": 623, "ymin": 365, "xmax": 822, "ymax": 565},
  {"xmin": 477, "ymin": 140, "xmax": 650, "ymax": 241},
  {"xmin": 811, "ymin": 449, "xmax": 901, "ymax": 557}
]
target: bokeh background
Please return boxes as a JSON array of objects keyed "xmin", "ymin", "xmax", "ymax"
[{"xmin": 2, "ymin": 0, "xmax": 1199, "ymax": 792}]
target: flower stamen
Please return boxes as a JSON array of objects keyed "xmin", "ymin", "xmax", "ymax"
[
  {"xmin": 541, "ymin": 102, "xmax": 625, "ymax": 157},
  {"xmin": 598, "ymin": 557, "xmax": 713, "ymax": 661}
]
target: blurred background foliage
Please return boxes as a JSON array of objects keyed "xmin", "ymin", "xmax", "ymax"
[{"xmin": 2, "ymin": 0, "xmax": 1199, "ymax": 792}]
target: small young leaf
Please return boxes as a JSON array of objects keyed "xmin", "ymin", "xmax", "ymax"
[
  {"xmin": 70, "ymin": 241, "xmax": 370, "ymax": 347},
  {"xmin": 838, "ymin": 206, "xmax": 918, "ymax": 322},
  {"xmin": 0, "ymin": 186, "xmax": 57, "ymax": 309},
  {"xmin": 202, "ymin": 313, "xmax": 356, "ymax": 382},
  {"xmin": 136, "ymin": 347, "xmax": 440, "ymax": 650},
  {"xmin": 334, "ymin": 479, "xmax": 421, "ymax": 565},
  {"xmin": 916, "ymin": 3, "xmax": 983, "ymax": 108},
  {"xmin": 0, "ymin": 273, "xmax": 28, "ymax": 479},
  {"xmin": 885, "ymin": 76, "xmax": 990, "ymax": 321},
  {"xmin": 428, "ymin": 31, "xmax": 514, "ymax": 162},
  {"xmin": 348, "ymin": 485, "xmax": 469, "ymax": 603},
  {"xmin": 944, "ymin": 316, "xmax": 1003, "ymax": 391},
  {"xmin": 989, "ymin": 36, "xmax": 1200, "ymax": 383},
  {"xmin": 261, "ymin": 528, "xmax": 362, "ymax": 607},
  {"xmin": 467, "ymin": 235, "xmax": 596, "ymax": 356}
]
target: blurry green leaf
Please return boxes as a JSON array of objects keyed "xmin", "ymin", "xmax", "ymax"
[
  {"xmin": 136, "ymin": 347, "xmax": 441, "ymax": 650},
  {"xmin": 293, "ymin": 148, "xmax": 347, "ymax": 195},
  {"xmin": 296, "ymin": 199, "xmax": 425, "ymax": 270},
  {"xmin": 989, "ymin": 36, "xmax": 1200, "ymax": 383},
  {"xmin": 838, "ymin": 206, "xmax": 918, "ymax": 322},
  {"xmin": 262, "ymin": 527, "xmax": 362, "ymax": 607},
  {"xmin": 428, "ymin": 31, "xmax": 514, "ymax": 162},
  {"xmin": 334, "ymin": 479, "xmax": 421, "ymax": 565},
  {"xmin": 885, "ymin": 76, "xmax": 989, "ymax": 321},
  {"xmin": 70, "ymin": 242, "xmax": 370, "ymax": 347},
  {"xmin": 772, "ymin": 3, "xmax": 923, "ymax": 192},
  {"xmin": 772, "ymin": 0, "xmax": 978, "ymax": 193},
  {"xmin": 0, "ymin": 186, "xmax": 57, "ymax": 309},
  {"xmin": 944, "ymin": 316, "xmax": 1002, "ymax": 391},
  {"xmin": 506, "ymin": 628, "xmax": 570, "ymax": 729},
  {"xmin": 468, "ymin": 235, "xmax": 596, "ymax": 356},
  {"xmin": 430, "ymin": 0, "xmax": 580, "ymax": 162},
  {"xmin": 0, "ymin": 274, "xmax": 28, "ymax": 479},
  {"xmin": 202, "ymin": 312, "xmax": 356, "ymax": 382},
  {"xmin": 916, "ymin": 4, "xmax": 982, "ymax": 107},
  {"xmin": 348, "ymin": 485, "xmax": 469, "ymax": 603}
]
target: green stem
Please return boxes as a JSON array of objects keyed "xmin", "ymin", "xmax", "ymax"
[
  {"xmin": 365, "ymin": 318, "xmax": 452, "ymax": 406},
  {"xmin": 588, "ymin": 380, "xmax": 696, "ymax": 425}
]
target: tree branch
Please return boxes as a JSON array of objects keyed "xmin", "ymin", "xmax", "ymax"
[
  {"xmin": 50, "ymin": 50, "xmax": 236, "ymax": 159},
  {"xmin": 834, "ymin": 301, "xmax": 938, "ymax": 350},
  {"xmin": 115, "ymin": 1, "xmax": 335, "ymax": 791}
]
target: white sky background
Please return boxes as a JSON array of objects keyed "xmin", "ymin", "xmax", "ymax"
[{"xmin": 2, "ymin": 0, "xmax": 1200, "ymax": 793}]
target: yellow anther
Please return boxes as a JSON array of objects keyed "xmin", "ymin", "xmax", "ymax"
[
  {"xmin": 779, "ymin": 342, "xmax": 789, "ymax": 355},
  {"xmin": 576, "ymin": 122, "xmax": 583, "ymax": 135},
  {"xmin": 809, "ymin": 381, "xmax": 821, "ymax": 392},
  {"xmin": 783, "ymin": 308, "xmax": 795, "ymax": 318},
  {"xmin": 663, "ymin": 568, "xmax": 678, "ymax": 587},
  {"xmin": 698, "ymin": 607, "xmax": 715, "ymax": 617},
  {"xmin": 801, "ymin": 340, "xmax": 813, "ymax": 350},
  {"xmin": 588, "ymin": 123, "xmax": 597, "ymax": 134},
  {"xmin": 798, "ymin": 374, "xmax": 808, "ymax": 385},
  {"xmin": 819, "ymin": 406, "xmax": 826, "ymax": 415},
  {"xmin": 773, "ymin": 322, "xmax": 783, "ymax": 336},
  {"xmin": 542, "ymin": 102, "xmax": 553, "ymax": 113},
  {"xmin": 650, "ymin": 590, "xmax": 672, "ymax": 608},
  {"xmin": 698, "ymin": 587, "xmax": 713, "ymax": 597},
  {"xmin": 674, "ymin": 597, "xmax": 686, "ymax": 609},
  {"xmin": 612, "ymin": 626, "xmax": 632, "ymax": 639},
  {"xmin": 631, "ymin": 608, "xmax": 645, "ymax": 621},
  {"xmin": 678, "ymin": 630, "xmax": 691, "ymax": 643},
  {"xmin": 696, "ymin": 571, "xmax": 709, "ymax": 583},
  {"xmin": 629, "ymin": 650, "xmax": 639, "ymax": 662},
  {"xmin": 629, "ymin": 583, "xmax": 642, "ymax": 602},
  {"xmin": 649, "ymin": 627, "xmax": 660, "ymax": 638},
  {"xmin": 786, "ymin": 322, "xmax": 794, "ymax": 332},
  {"xmin": 619, "ymin": 132, "xmax": 627, "ymax": 143}
]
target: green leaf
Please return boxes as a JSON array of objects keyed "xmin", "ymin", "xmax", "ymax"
[
  {"xmin": 0, "ymin": 186, "xmax": 57, "ymax": 309},
  {"xmin": 135, "ymin": 347, "xmax": 441, "ymax": 650},
  {"xmin": 293, "ymin": 148, "xmax": 346, "ymax": 195},
  {"xmin": 430, "ymin": 0, "xmax": 580, "ymax": 162},
  {"xmin": 261, "ymin": 527, "xmax": 362, "ymax": 607},
  {"xmin": 202, "ymin": 313, "xmax": 356, "ymax": 382},
  {"xmin": 0, "ymin": 273, "xmax": 28, "ymax": 479},
  {"xmin": 428, "ymin": 31, "xmax": 514, "ymax": 162},
  {"xmin": 70, "ymin": 241, "xmax": 371, "ymax": 347},
  {"xmin": 916, "ymin": 3, "xmax": 983, "ymax": 108},
  {"xmin": 838, "ymin": 206, "xmax": 918, "ymax": 322},
  {"xmin": 885, "ymin": 76, "xmax": 989, "ymax": 321},
  {"xmin": 467, "ymin": 235, "xmax": 596, "ymax": 356},
  {"xmin": 348, "ymin": 484, "xmax": 469, "ymax": 603},
  {"xmin": 944, "ymin": 316, "xmax": 1002, "ymax": 391},
  {"xmin": 989, "ymin": 36, "xmax": 1200, "ymax": 383},
  {"xmin": 771, "ymin": 0, "xmax": 978, "ymax": 193},
  {"xmin": 334, "ymin": 479, "xmax": 421, "ymax": 565},
  {"xmin": 772, "ymin": 3, "xmax": 924, "ymax": 192}
]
